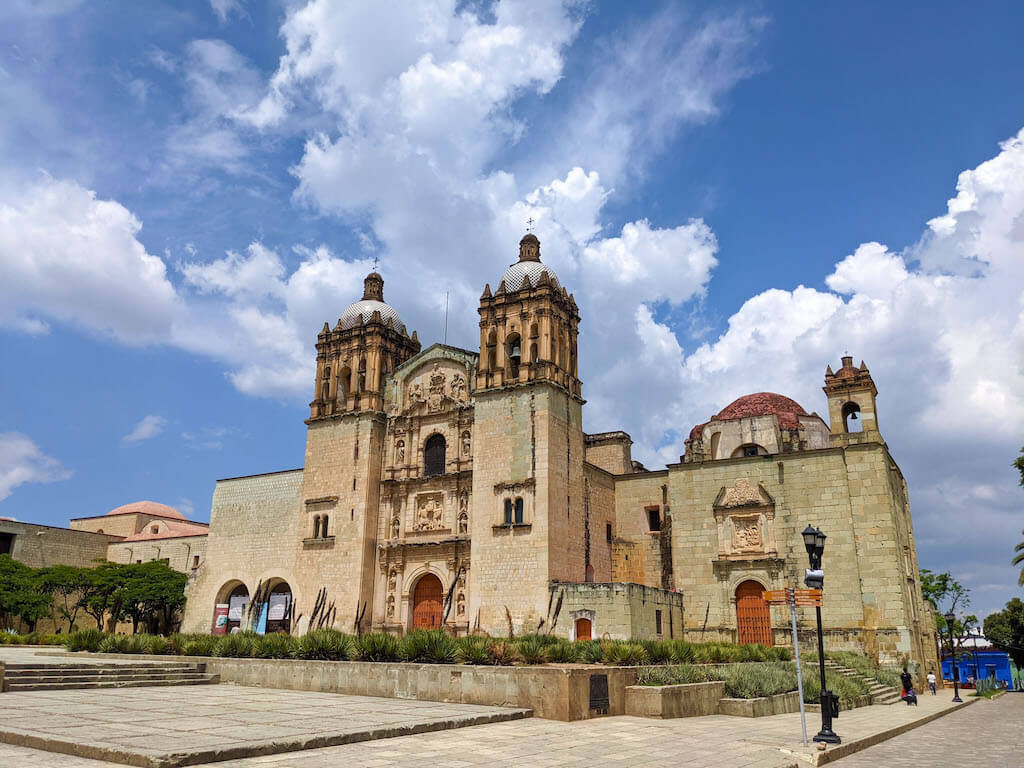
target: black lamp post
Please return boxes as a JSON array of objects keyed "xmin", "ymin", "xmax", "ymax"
[
  {"xmin": 803, "ymin": 525, "xmax": 840, "ymax": 744},
  {"xmin": 944, "ymin": 610, "xmax": 962, "ymax": 703}
]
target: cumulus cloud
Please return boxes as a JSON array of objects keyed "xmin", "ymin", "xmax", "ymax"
[
  {"xmin": 123, "ymin": 415, "xmax": 168, "ymax": 444},
  {"xmin": 0, "ymin": 433, "xmax": 72, "ymax": 502},
  {"xmin": 0, "ymin": 176, "xmax": 180, "ymax": 342}
]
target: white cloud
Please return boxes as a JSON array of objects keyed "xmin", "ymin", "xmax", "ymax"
[
  {"xmin": 210, "ymin": 0, "xmax": 244, "ymax": 24},
  {"xmin": 0, "ymin": 433, "xmax": 72, "ymax": 502},
  {"xmin": 0, "ymin": 176, "xmax": 180, "ymax": 343},
  {"xmin": 123, "ymin": 415, "xmax": 168, "ymax": 444}
]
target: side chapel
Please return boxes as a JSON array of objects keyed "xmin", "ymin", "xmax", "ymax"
[{"xmin": 182, "ymin": 234, "xmax": 938, "ymax": 670}]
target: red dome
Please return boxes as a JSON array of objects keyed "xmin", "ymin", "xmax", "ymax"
[
  {"xmin": 106, "ymin": 501, "xmax": 185, "ymax": 521},
  {"xmin": 690, "ymin": 392, "xmax": 810, "ymax": 439}
]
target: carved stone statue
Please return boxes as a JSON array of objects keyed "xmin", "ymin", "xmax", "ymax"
[
  {"xmin": 391, "ymin": 516, "xmax": 400, "ymax": 538},
  {"xmin": 414, "ymin": 494, "xmax": 444, "ymax": 531},
  {"xmin": 395, "ymin": 440, "xmax": 405, "ymax": 464},
  {"xmin": 461, "ymin": 430, "xmax": 471, "ymax": 456},
  {"xmin": 456, "ymin": 592, "xmax": 465, "ymax": 616},
  {"xmin": 386, "ymin": 595, "xmax": 395, "ymax": 618},
  {"xmin": 458, "ymin": 511, "xmax": 468, "ymax": 534},
  {"xmin": 388, "ymin": 568, "xmax": 397, "ymax": 593},
  {"xmin": 450, "ymin": 373, "xmax": 467, "ymax": 401}
]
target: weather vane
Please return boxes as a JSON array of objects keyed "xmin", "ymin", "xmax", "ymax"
[
  {"xmin": 373, "ymin": 255, "xmax": 379, "ymax": 271},
  {"xmin": 526, "ymin": 216, "xmax": 535, "ymax": 232}
]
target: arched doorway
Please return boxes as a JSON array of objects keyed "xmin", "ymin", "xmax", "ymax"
[
  {"xmin": 735, "ymin": 580, "xmax": 772, "ymax": 646},
  {"xmin": 264, "ymin": 581, "xmax": 293, "ymax": 634},
  {"xmin": 412, "ymin": 574, "xmax": 443, "ymax": 630},
  {"xmin": 215, "ymin": 582, "xmax": 249, "ymax": 635},
  {"xmin": 575, "ymin": 618, "xmax": 592, "ymax": 641}
]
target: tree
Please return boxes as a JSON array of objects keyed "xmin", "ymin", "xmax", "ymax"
[
  {"xmin": 984, "ymin": 598, "xmax": 1024, "ymax": 669},
  {"xmin": 121, "ymin": 561, "xmax": 187, "ymax": 634},
  {"xmin": 1013, "ymin": 447, "xmax": 1024, "ymax": 586},
  {"xmin": 920, "ymin": 568, "xmax": 974, "ymax": 666},
  {"xmin": 80, "ymin": 562, "xmax": 130, "ymax": 631},
  {"xmin": 38, "ymin": 564, "xmax": 91, "ymax": 632},
  {"xmin": 0, "ymin": 555, "xmax": 52, "ymax": 632}
]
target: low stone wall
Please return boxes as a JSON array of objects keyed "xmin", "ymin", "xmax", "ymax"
[
  {"xmin": 54, "ymin": 653, "xmax": 636, "ymax": 722},
  {"xmin": 624, "ymin": 682, "xmax": 725, "ymax": 718},
  {"xmin": 805, "ymin": 694, "xmax": 872, "ymax": 713},
  {"xmin": 718, "ymin": 691, "xmax": 801, "ymax": 718}
]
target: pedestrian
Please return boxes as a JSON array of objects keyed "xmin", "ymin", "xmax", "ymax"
[
  {"xmin": 900, "ymin": 667, "xmax": 913, "ymax": 697},
  {"xmin": 927, "ymin": 670, "xmax": 937, "ymax": 695}
]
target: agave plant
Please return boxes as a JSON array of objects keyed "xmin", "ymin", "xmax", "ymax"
[
  {"xmin": 252, "ymin": 632, "xmax": 299, "ymax": 659},
  {"xmin": 214, "ymin": 630, "xmax": 258, "ymax": 658},
  {"xmin": 514, "ymin": 635, "xmax": 549, "ymax": 665},
  {"xmin": 454, "ymin": 636, "xmax": 492, "ymax": 665},
  {"xmin": 295, "ymin": 628, "xmax": 354, "ymax": 660},
  {"xmin": 486, "ymin": 640, "xmax": 522, "ymax": 666},
  {"xmin": 356, "ymin": 632, "xmax": 401, "ymax": 662},
  {"xmin": 400, "ymin": 629, "xmax": 457, "ymax": 664}
]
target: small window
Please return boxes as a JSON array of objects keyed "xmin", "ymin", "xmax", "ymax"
[
  {"xmin": 352, "ymin": 477, "xmax": 357, "ymax": 490},
  {"xmin": 150, "ymin": 525, "xmax": 160, "ymax": 534},
  {"xmin": 354, "ymin": 443, "xmax": 359, "ymax": 459},
  {"xmin": 514, "ymin": 498, "xmax": 524, "ymax": 525},
  {"xmin": 0, "ymin": 532, "xmax": 14, "ymax": 555},
  {"xmin": 192, "ymin": 555, "xmax": 200, "ymax": 569},
  {"xmin": 656, "ymin": 610, "xmax": 663, "ymax": 635},
  {"xmin": 743, "ymin": 445, "xmax": 759, "ymax": 457},
  {"xmin": 646, "ymin": 507, "xmax": 660, "ymax": 532},
  {"xmin": 504, "ymin": 499, "xmax": 513, "ymax": 525},
  {"xmin": 606, "ymin": 522, "xmax": 612, "ymax": 542},
  {"xmin": 321, "ymin": 514, "xmax": 329, "ymax": 538},
  {"xmin": 313, "ymin": 515, "xmax": 321, "ymax": 538}
]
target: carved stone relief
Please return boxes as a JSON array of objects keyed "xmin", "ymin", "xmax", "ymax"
[
  {"xmin": 413, "ymin": 492, "xmax": 445, "ymax": 532},
  {"xmin": 450, "ymin": 373, "xmax": 467, "ymax": 401},
  {"xmin": 713, "ymin": 479, "xmax": 777, "ymax": 559},
  {"xmin": 427, "ymin": 364, "xmax": 446, "ymax": 412}
]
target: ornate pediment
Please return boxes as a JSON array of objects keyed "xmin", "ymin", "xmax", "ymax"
[
  {"xmin": 400, "ymin": 362, "xmax": 470, "ymax": 416},
  {"xmin": 714, "ymin": 478, "xmax": 774, "ymax": 509}
]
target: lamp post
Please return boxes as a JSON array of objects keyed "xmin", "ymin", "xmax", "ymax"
[
  {"xmin": 803, "ymin": 525, "xmax": 840, "ymax": 744},
  {"xmin": 944, "ymin": 610, "xmax": 962, "ymax": 703}
]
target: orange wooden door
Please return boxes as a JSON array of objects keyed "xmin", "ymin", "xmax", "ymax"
[
  {"xmin": 575, "ymin": 618, "xmax": 592, "ymax": 641},
  {"xmin": 735, "ymin": 580, "xmax": 772, "ymax": 646},
  {"xmin": 412, "ymin": 574, "xmax": 443, "ymax": 630}
]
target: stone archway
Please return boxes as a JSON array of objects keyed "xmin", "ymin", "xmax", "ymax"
[
  {"xmin": 411, "ymin": 574, "xmax": 443, "ymax": 630},
  {"xmin": 735, "ymin": 580, "xmax": 772, "ymax": 646}
]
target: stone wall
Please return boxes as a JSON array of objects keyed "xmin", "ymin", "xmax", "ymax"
[
  {"xmin": 0, "ymin": 520, "xmax": 112, "ymax": 569},
  {"xmin": 583, "ymin": 432, "xmax": 632, "ymax": 475},
  {"xmin": 181, "ymin": 469, "xmax": 303, "ymax": 633},
  {"xmin": 550, "ymin": 581, "xmax": 684, "ymax": 641},
  {"xmin": 106, "ymin": 535, "xmax": 207, "ymax": 573}
]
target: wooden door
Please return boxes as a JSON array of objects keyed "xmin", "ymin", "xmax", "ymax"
[
  {"xmin": 412, "ymin": 574, "xmax": 443, "ymax": 630},
  {"xmin": 575, "ymin": 618, "xmax": 592, "ymax": 641},
  {"xmin": 735, "ymin": 580, "xmax": 772, "ymax": 646}
]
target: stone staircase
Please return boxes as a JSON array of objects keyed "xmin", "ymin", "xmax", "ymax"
[
  {"xmin": 823, "ymin": 658, "xmax": 902, "ymax": 705},
  {"xmin": 1, "ymin": 661, "xmax": 219, "ymax": 692}
]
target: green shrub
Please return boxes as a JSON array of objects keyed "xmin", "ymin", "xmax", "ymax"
[
  {"xmin": 802, "ymin": 668, "xmax": 869, "ymax": 705},
  {"xmin": 668, "ymin": 640, "xmax": 695, "ymax": 664},
  {"xmin": 602, "ymin": 642, "xmax": 649, "ymax": 666},
  {"xmin": 400, "ymin": 630, "xmax": 457, "ymax": 664},
  {"xmin": 637, "ymin": 664, "xmax": 719, "ymax": 686},
  {"xmin": 768, "ymin": 646, "xmax": 792, "ymax": 662},
  {"xmin": 215, "ymin": 630, "xmax": 258, "ymax": 658},
  {"xmin": 356, "ymin": 632, "xmax": 401, "ymax": 662},
  {"xmin": 141, "ymin": 635, "xmax": 169, "ymax": 655},
  {"xmin": 295, "ymin": 629, "xmax": 354, "ymax": 661},
  {"xmin": 486, "ymin": 640, "xmax": 521, "ymax": 665},
  {"xmin": 544, "ymin": 640, "xmax": 579, "ymax": 663},
  {"xmin": 576, "ymin": 640, "xmax": 604, "ymax": 664},
  {"xmin": 65, "ymin": 629, "xmax": 104, "ymax": 652},
  {"xmin": 180, "ymin": 634, "xmax": 219, "ymax": 656},
  {"xmin": 514, "ymin": 635, "xmax": 549, "ymax": 665},
  {"xmin": 97, "ymin": 634, "xmax": 120, "ymax": 653},
  {"xmin": 721, "ymin": 663, "xmax": 797, "ymax": 698},
  {"xmin": 455, "ymin": 636, "xmax": 492, "ymax": 665},
  {"xmin": 639, "ymin": 640, "xmax": 673, "ymax": 664},
  {"xmin": 252, "ymin": 633, "xmax": 298, "ymax": 659}
]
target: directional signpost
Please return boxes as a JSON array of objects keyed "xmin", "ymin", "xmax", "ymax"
[{"xmin": 763, "ymin": 587, "xmax": 824, "ymax": 747}]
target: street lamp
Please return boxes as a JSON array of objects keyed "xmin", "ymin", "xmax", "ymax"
[
  {"xmin": 803, "ymin": 525, "xmax": 840, "ymax": 744},
  {"xmin": 944, "ymin": 610, "xmax": 962, "ymax": 703}
]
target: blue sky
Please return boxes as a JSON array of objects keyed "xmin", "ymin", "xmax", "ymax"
[{"xmin": 1, "ymin": 0, "xmax": 1022, "ymax": 617}]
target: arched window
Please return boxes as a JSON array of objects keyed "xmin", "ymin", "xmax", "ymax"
[
  {"xmin": 732, "ymin": 443, "xmax": 767, "ymax": 458},
  {"xmin": 486, "ymin": 329, "xmax": 497, "ymax": 371},
  {"xmin": 357, "ymin": 358, "xmax": 367, "ymax": 391},
  {"xmin": 514, "ymin": 497, "xmax": 524, "ymax": 525},
  {"xmin": 503, "ymin": 499, "xmax": 513, "ymax": 525},
  {"xmin": 312, "ymin": 515, "xmax": 321, "ymax": 538},
  {"xmin": 323, "ymin": 366, "xmax": 331, "ymax": 380},
  {"xmin": 506, "ymin": 333, "xmax": 521, "ymax": 378},
  {"xmin": 321, "ymin": 382, "xmax": 330, "ymax": 401},
  {"xmin": 529, "ymin": 342, "xmax": 538, "ymax": 363},
  {"xmin": 842, "ymin": 402, "xmax": 863, "ymax": 433},
  {"xmin": 423, "ymin": 434, "xmax": 446, "ymax": 476},
  {"xmin": 321, "ymin": 514, "xmax": 329, "ymax": 538},
  {"xmin": 339, "ymin": 366, "xmax": 351, "ymax": 399}
]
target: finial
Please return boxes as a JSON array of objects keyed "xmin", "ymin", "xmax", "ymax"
[
  {"xmin": 526, "ymin": 216, "xmax": 535, "ymax": 232},
  {"xmin": 362, "ymin": 270, "xmax": 384, "ymax": 301}
]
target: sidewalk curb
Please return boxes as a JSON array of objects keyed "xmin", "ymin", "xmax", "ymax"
[{"xmin": 780, "ymin": 699, "xmax": 977, "ymax": 766}]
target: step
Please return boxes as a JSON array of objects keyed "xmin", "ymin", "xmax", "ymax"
[
  {"xmin": 4, "ymin": 663, "xmax": 199, "ymax": 672},
  {"xmin": 3, "ymin": 665, "xmax": 202, "ymax": 676},
  {"xmin": 4, "ymin": 672, "xmax": 213, "ymax": 685},
  {"xmin": 4, "ymin": 675, "xmax": 218, "ymax": 692}
]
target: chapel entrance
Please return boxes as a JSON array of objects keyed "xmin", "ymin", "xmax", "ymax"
[
  {"xmin": 735, "ymin": 580, "xmax": 772, "ymax": 646},
  {"xmin": 412, "ymin": 574, "xmax": 443, "ymax": 630},
  {"xmin": 575, "ymin": 618, "xmax": 592, "ymax": 641}
]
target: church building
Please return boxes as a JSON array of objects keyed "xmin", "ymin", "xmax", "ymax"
[{"xmin": 182, "ymin": 234, "xmax": 938, "ymax": 670}]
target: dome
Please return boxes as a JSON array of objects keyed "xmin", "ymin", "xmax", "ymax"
[
  {"xmin": 337, "ymin": 271, "xmax": 406, "ymax": 333},
  {"xmin": 107, "ymin": 501, "xmax": 185, "ymax": 521},
  {"xmin": 498, "ymin": 233, "xmax": 560, "ymax": 292},
  {"xmin": 500, "ymin": 260, "xmax": 560, "ymax": 292},
  {"xmin": 338, "ymin": 299, "xmax": 405, "ymax": 332},
  {"xmin": 714, "ymin": 392, "xmax": 809, "ymax": 431}
]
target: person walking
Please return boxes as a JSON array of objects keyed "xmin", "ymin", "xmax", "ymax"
[
  {"xmin": 900, "ymin": 667, "xmax": 913, "ymax": 696},
  {"xmin": 927, "ymin": 670, "xmax": 937, "ymax": 695}
]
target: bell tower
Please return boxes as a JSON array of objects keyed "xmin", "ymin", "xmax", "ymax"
[
  {"xmin": 310, "ymin": 272, "xmax": 420, "ymax": 419},
  {"xmin": 475, "ymin": 234, "xmax": 581, "ymax": 398},
  {"xmin": 470, "ymin": 233, "xmax": 586, "ymax": 635},
  {"xmin": 823, "ymin": 355, "xmax": 881, "ymax": 445}
]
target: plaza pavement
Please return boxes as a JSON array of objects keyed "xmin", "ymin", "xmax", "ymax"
[{"xmin": 0, "ymin": 675, "xmax": 987, "ymax": 768}]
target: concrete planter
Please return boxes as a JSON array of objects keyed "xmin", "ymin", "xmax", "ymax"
[
  {"xmin": 624, "ymin": 681, "xmax": 725, "ymax": 718},
  {"xmin": 52, "ymin": 652, "xmax": 638, "ymax": 721},
  {"xmin": 717, "ymin": 691, "xmax": 801, "ymax": 717}
]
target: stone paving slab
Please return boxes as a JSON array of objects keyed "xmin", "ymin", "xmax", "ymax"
[{"xmin": 0, "ymin": 684, "xmax": 530, "ymax": 768}]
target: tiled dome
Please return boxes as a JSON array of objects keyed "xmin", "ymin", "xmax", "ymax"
[
  {"xmin": 498, "ymin": 233, "xmax": 559, "ymax": 292},
  {"xmin": 107, "ymin": 501, "xmax": 185, "ymax": 520},
  {"xmin": 338, "ymin": 299, "xmax": 405, "ymax": 332}
]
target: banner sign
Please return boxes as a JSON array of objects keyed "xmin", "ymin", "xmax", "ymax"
[
  {"xmin": 268, "ymin": 593, "xmax": 289, "ymax": 621},
  {"xmin": 212, "ymin": 604, "xmax": 229, "ymax": 635}
]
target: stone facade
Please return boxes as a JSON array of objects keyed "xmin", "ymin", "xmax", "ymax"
[{"xmin": 179, "ymin": 236, "xmax": 936, "ymax": 675}]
